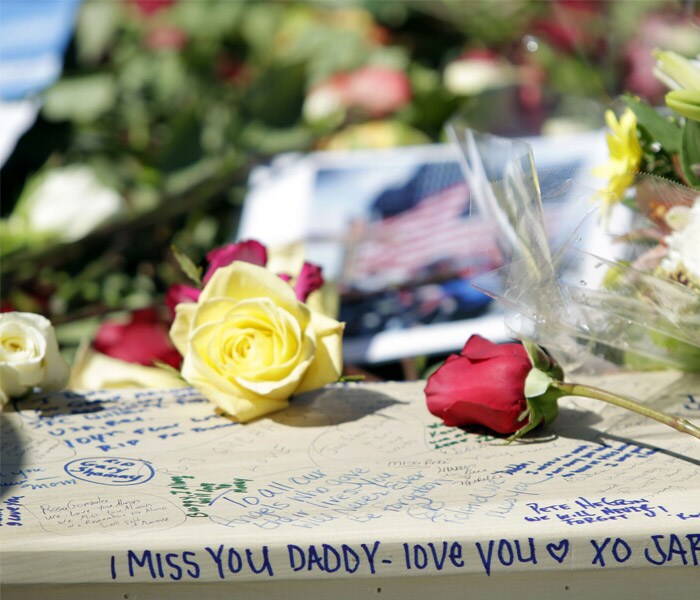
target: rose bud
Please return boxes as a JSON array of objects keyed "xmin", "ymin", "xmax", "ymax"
[
  {"xmin": 425, "ymin": 335, "xmax": 538, "ymax": 434},
  {"xmin": 294, "ymin": 262, "xmax": 324, "ymax": 302}
]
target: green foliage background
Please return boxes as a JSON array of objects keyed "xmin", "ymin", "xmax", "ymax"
[{"xmin": 0, "ymin": 0, "xmax": 694, "ymax": 358}]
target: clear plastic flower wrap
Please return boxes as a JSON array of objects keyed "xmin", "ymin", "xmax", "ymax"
[{"xmin": 447, "ymin": 123, "xmax": 700, "ymax": 374}]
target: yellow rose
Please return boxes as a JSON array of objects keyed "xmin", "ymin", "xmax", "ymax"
[
  {"xmin": 169, "ymin": 262, "xmax": 344, "ymax": 422},
  {"xmin": 0, "ymin": 312, "xmax": 70, "ymax": 406}
]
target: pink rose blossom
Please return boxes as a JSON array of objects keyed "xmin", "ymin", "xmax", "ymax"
[
  {"xmin": 294, "ymin": 262, "xmax": 324, "ymax": 302},
  {"xmin": 166, "ymin": 284, "xmax": 201, "ymax": 317},
  {"xmin": 203, "ymin": 240, "xmax": 268, "ymax": 284}
]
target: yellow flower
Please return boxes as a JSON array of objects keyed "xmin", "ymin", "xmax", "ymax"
[
  {"xmin": 170, "ymin": 262, "xmax": 344, "ymax": 422},
  {"xmin": 593, "ymin": 109, "xmax": 643, "ymax": 218}
]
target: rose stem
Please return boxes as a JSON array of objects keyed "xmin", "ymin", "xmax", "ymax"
[{"xmin": 553, "ymin": 382, "xmax": 700, "ymax": 441}]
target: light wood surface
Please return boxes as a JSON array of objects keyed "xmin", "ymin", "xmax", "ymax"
[{"xmin": 2, "ymin": 371, "xmax": 699, "ymax": 597}]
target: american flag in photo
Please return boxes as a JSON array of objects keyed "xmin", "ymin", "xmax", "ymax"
[{"xmin": 341, "ymin": 163, "xmax": 572, "ymax": 291}]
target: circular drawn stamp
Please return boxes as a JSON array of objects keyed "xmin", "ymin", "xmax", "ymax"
[{"xmin": 64, "ymin": 457, "xmax": 155, "ymax": 486}]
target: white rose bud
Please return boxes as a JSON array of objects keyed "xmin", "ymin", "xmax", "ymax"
[{"xmin": 0, "ymin": 312, "xmax": 70, "ymax": 406}]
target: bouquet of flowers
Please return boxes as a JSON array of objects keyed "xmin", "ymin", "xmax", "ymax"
[
  {"xmin": 448, "ymin": 49, "xmax": 700, "ymax": 375},
  {"xmin": 591, "ymin": 49, "xmax": 700, "ymax": 370}
]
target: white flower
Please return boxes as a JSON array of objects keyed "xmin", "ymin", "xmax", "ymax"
[
  {"xmin": 443, "ymin": 57, "xmax": 517, "ymax": 96},
  {"xmin": 303, "ymin": 86, "xmax": 345, "ymax": 124},
  {"xmin": 659, "ymin": 197, "xmax": 700, "ymax": 288},
  {"xmin": 19, "ymin": 165, "xmax": 124, "ymax": 243},
  {"xmin": 0, "ymin": 312, "xmax": 70, "ymax": 406}
]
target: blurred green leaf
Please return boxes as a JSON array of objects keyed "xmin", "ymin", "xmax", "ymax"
[
  {"xmin": 243, "ymin": 63, "xmax": 307, "ymax": 127},
  {"xmin": 240, "ymin": 2, "xmax": 290, "ymax": 58},
  {"xmin": 173, "ymin": 0, "xmax": 246, "ymax": 41},
  {"xmin": 42, "ymin": 75, "xmax": 117, "ymax": 123},
  {"xmin": 171, "ymin": 245, "xmax": 203, "ymax": 287},
  {"xmin": 75, "ymin": 0, "xmax": 121, "ymax": 65},
  {"xmin": 159, "ymin": 112, "xmax": 203, "ymax": 173},
  {"xmin": 680, "ymin": 119, "xmax": 700, "ymax": 188},
  {"xmin": 624, "ymin": 95, "xmax": 681, "ymax": 154},
  {"xmin": 240, "ymin": 122, "xmax": 314, "ymax": 155},
  {"xmin": 666, "ymin": 90, "xmax": 700, "ymax": 122}
]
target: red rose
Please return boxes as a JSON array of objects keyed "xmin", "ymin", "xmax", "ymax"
[
  {"xmin": 344, "ymin": 66, "xmax": 412, "ymax": 118},
  {"xmin": 425, "ymin": 335, "xmax": 533, "ymax": 434},
  {"xmin": 94, "ymin": 309, "xmax": 182, "ymax": 369},
  {"xmin": 427, "ymin": 335, "xmax": 700, "ymax": 443},
  {"xmin": 306, "ymin": 66, "xmax": 412, "ymax": 122}
]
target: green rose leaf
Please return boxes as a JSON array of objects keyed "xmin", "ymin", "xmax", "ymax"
[{"xmin": 42, "ymin": 75, "xmax": 116, "ymax": 123}]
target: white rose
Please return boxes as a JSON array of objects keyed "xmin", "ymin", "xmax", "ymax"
[
  {"xmin": 19, "ymin": 165, "xmax": 124, "ymax": 243},
  {"xmin": 0, "ymin": 312, "xmax": 70, "ymax": 406},
  {"xmin": 660, "ymin": 197, "xmax": 700, "ymax": 287}
]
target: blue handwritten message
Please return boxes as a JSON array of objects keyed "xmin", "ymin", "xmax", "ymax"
[
  {"xmin": 107, "ymin": 532, "xmax": 700, "ymax": 581},
  {"xmin": 516, "ymin": 442, "xmax": 657, "ymax": 479},
  {"xmin": 523, "ymin": 496, "xmax": 698, "ymax": 526},
  {"xmin": 208, "ymin": 466, "xmax": 457, "ymax": 530},
  {"xmin": 15, "ymin": 389, "xmax": 236, "ymax": 454},
  {"xmin": 0, "ymin": 496, "xmax": 24, "ymax": 527}
]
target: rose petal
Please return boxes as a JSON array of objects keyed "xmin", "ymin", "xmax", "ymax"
[
  {"xmin": 183, "ymin": 371, "xmax": 289, "ymax": 422},
  {"xmin": 70, "ymin": 348, "xmax": 185, "ymax": 390},
  {"xmin": 203, "ymin": 240, "xmax": 268, "ymax": 284},
  {"xmin": 201, "ymin": 262, "xmax": 309, "ymax": 327},
  {"xmin": 166, "ymin": 284, "xmax": 201, "ymax": 316},
  {"xmin": 461, "ymin": 334, "xmax": 529, "ymax": 362},
  {"xmin": 295, "ymin": 312, "xmax": 345, "ymax": 394},
  {"xmin": 169, "ymin": 302, "xmax": 197, "ymax": 356},
  {"xmin": 95, "ymin": 310, "xmax": 181, "ymax": 369},
  {"xmin": 294, "ymin": 262, "xmax": 324, "ymax": 302}
]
